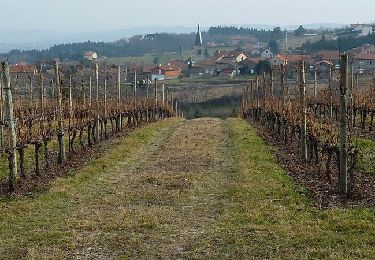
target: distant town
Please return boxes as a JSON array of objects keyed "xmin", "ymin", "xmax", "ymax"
[{"xmin": 2, "ymin": 23, "xmax": 375, "ymax": 83}]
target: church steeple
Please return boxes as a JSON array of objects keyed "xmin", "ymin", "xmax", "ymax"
[{"xmin": 195, "ymin": 24, "xmax": 203, "ymax": 46}]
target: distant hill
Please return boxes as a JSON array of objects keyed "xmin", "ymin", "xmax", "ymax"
[{"xmin": 0, "ymin": 24, "xmax": 346, "ymax": 53}]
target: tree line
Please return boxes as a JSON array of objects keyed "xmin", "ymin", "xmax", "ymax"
[{"xmin": 302, "ymin": 33, "xmax": 375, "ymax": 53}]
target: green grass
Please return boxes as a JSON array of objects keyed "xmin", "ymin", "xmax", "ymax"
[
  {"xmin": 217, "ymin": 119, "xmax": 375, "ymax": 258},
  {"xmin": 0, "ymin": 118, "xmax": 182, "ymax": 259},
  {"xmin": 353, "ymin": 137, "xmax": 375, "ymax": 176},
  {"xmin": 0, "ymin": 117, "xmax": 374, "ymax": 259}
]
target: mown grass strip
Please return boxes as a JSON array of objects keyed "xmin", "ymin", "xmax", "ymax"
[{"xmin": 0, "ymin": 118, "xmax": 181, "ymax": 259}]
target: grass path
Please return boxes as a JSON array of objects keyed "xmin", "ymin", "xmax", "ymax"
[{"xmin": 0, "ymin": 118, "xmax": 374, "ymax": 259}]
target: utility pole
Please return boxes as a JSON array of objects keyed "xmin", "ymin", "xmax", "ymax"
[{"xmin": 1, "ymin": 62, "xmax": 18, "ymax": 190}]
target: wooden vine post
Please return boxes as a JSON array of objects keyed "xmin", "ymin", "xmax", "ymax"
[
  {"xmin": 1, "ymin": 62, "xmax": 18, "ymax": 190},
  {"xmin": 95, "ymin": 63, "xmax": 100, "ymax": 142},
  {"xmin": 89, "ymin": 75, "xmax": 92, "ymax": 108},
  {"xmin": 328, "ymin": 64, "xmax": 333, "ymax": 119},
  {"xmin": 170, "ymin": 94, "xmax": 174, "ymax": 113},
  {"xmin": 256, "ymin": 77, "xmax": 259, "ymax": 118},
  {"xmin": 349, "ymin": 63, "xmax": 354, "ymax": 130},
  {"xmin": 154, "ymin": 79, "xmax": 158, "ymax": 107},
  {"xmin": 134, "ymin": 71, "xmax": 137, "ymax": 110},
  {"xmin": 54, "ymin": 61, "xmax": 66, "ymax": 164},
  {"xmin": 270, "ymin": 66, "xmax": 274, "ymax": 111},
  {"xmin": 299, "ymin": 60, "xmax": 308, "ymax": 162},
  {"xmin": 313, "ymin": 67, "xmax": 318, "ymax": 102},
  {"xmin": 0, "ymin": 77, "xmax": 4, "ymax": 147},
  {"xmin": 68, "ymin": 75, "xmax": 73, "ymax": 152},
  {"xmin": 162, "ymin": 83, "xmax": 165, "ymax": 107},
  {"xmin": 280, "ymin": 63, "xmax": 286, "ymax": 136},
  {"xmin": 117, "ymin": 66, "xmax": 122, "ymax": 129},
  {"xmin": 40, "ymin": 67, "xmax": 49, "ymax": 169},
  {"xmin": 339, "ymin": 54, "xmax": 349, "ymax": 195}
]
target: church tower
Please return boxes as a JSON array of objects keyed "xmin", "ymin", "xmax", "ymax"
[{"xmin": 193, "ymin": 24, "xmax": 205, "ymax": 63}]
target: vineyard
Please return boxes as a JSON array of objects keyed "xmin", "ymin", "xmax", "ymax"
[
  {"xmin": 241, "ymin": 54, "xmax": 375, "ymax": 206},
  {"xmin": 0, "ymin": 61, "xmax": 176, "ymax": 192}
]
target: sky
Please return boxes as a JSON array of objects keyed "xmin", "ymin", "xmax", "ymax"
[{"xmin": 0, "ymin": 0, "xmax": 374, "ymax": 32}]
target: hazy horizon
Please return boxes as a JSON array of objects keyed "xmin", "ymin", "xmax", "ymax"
[{"xmin": 1, "ymin": 0, "xmax": 373, "ymax": 32}]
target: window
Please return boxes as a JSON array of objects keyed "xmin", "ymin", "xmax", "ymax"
[{"xmin": 197, "ymin": 50, "xmax": 202, "ymax": 55}]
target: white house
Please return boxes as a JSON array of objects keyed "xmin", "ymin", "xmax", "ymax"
[
  {"xmin": 261, "ymin": 49, "xmax": 273, "ymax": 59},
  {"xmin": 350, "ymin": 24, "xmax": 374, "ymax": 37},
  {"xmin": 84, "ymin": 51, "xmax": 98, "ymax": 61}
]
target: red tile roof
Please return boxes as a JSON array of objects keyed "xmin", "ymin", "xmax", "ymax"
[
  {"xmin": 313, "ymin": 51, "xmax": 340, "ymax": 61},
  {"xmin": 354, "ymin": 54, "xmax": 375, "ymax": 60},
  {"xmin": 8, "ymin": 63, "xmax": 37, "ymax": 74}
]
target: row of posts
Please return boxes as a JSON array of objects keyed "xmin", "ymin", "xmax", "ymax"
[
  {"xmin": 0, "ymin": 61, "xmax": 182, "ymax": 190},
  {"xmin": 243, "ymin": 54, "xmax": 350, "ymax": 195}
]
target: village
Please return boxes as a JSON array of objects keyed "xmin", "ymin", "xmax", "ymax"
[{"xmin": 3, "ymin": 23, "xmax": 375, "ymax": 92}]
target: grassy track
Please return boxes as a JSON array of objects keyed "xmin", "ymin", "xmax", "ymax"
[
  {"xmin": 354, "ymin": 137, "xmax": 375, "ymax": 176},
  {"xmin": 0, "ymin": 118, "xmax": 374, "ymax": 259}
]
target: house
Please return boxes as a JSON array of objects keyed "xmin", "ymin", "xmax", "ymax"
[
  {"xmin": 151, "ymin": 64, "xmax": 182, "ymax": 81},
  {"xmin": 346, "ymin": 44, "xmax": 375, "ymax": 57},
  {"xmin": 84, "ymin": 51, "xmax": 98, "ymax": 61},
  {"xmin": 353, "ymin": 54, "xmax": 375, "ymax": 72},
  {"xmin": 220, "ymin": 65, "xmax": 237, "ymax": 78},
  {"xmin": 345, "ymin": 44, "xmax": 375, "ymax": 72},
  {"xmin": 238, "ymin": 59, "xmax": 258, "ymax": 75},
  {"xmin": 314, "ymin": 60, "xmax": 334, "ymax": 73},
  {"xmin": 219, "ymin": 51, "xmax": 248, "ymax": 63},
  {"xmin": 261, "ymin": 49, "xmax": 273, "ymax": 59},
  {"xmin": 350, "ymin": 24, "xmax": 374, "ymax": 37},
  {"xmin": 141, "ymin": 65, "xmax": 155, "ymax": 79},
  {"xmin": 270, "ymin": 55, "xmax": 288, "ymax": 66},
  {"xmin": 8, "ymin": 63, "xmax": 38, "ymax": 74},
  {"xmin": 312, "ymin": 50, "xmax": 340, "ymax": 64}
]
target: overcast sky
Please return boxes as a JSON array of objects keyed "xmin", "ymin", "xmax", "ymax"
[{"xmin": 1, "ymin": 0, "xmax": 373, "ymax": 32}]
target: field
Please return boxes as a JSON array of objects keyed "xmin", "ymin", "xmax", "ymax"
[{"xmin": 1, "ymin": 118, "xmax": 374, "ymax": 258}]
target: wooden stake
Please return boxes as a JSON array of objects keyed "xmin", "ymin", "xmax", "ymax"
[
  {"xmin": 1, "ymin": 62, "xmax": 17, "ymax": 189},
  {"xmin": 339, "ymin": 54, "xmax": 349, "ymax": 195},
  {"xmin": 154, "ymin": 79, "xmax": 158, "ymax": 107},
  {"xmin": 134, "ymin": 71, "xmax": 137, "ymax": 110},
  {"xmin": 54, "ymin": 61, "xmax": 65, "ymax": 163},
  {"xmin": 299, "ymin": 60, "xmax": 308, "ymax": 162},
  {"xmin": 162, "ymin": 83, "xmax": 165, "ymax": 107}
]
